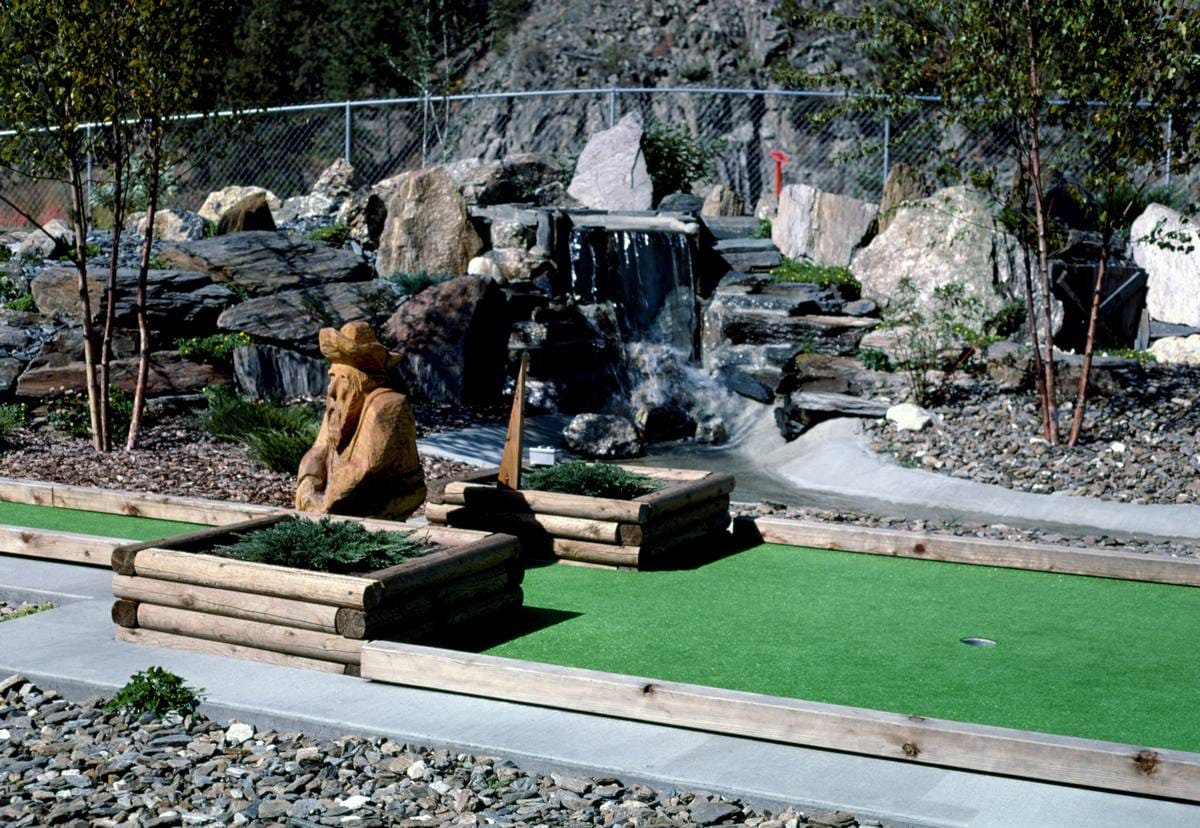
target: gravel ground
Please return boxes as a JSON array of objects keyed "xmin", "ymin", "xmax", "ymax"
[
  {"xmin": 865, "ymin": 369, "xmax": 1200, "ymax": 507},
  {"xmin": 0, "ymin": 676, "xmax": 880, "ymax": 828}
]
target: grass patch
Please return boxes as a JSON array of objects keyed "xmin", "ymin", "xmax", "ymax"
[
  {"xmin": 176, "ymin": 332, "xmax": 252, "ymax": 366},
  {"xmin": 1098, "ymin": 347, "xmax": 1156, "ymax": 364},
  {"xmin": 522, "ymin": 461, "xmax": 662, "ymax": 500},
  {"xmin": 104, "ymin": 666, "xmax": 203, "ymax": 718},
  {"xmin": 0, "ymin": 500, "xmax": 204, "ymax": 539},
  {"xmin": 387, "ymin": 271, "xmax": 454, "ymax": 297},
  {"xmin": 199, "ymin": 385, "xmax": 320, "ymax": 474},
  {"xmin": 1, "ymin": 601, "xmax": 53, "ymax": 622},
  {"xmin": 307, "ymin": 224, "xmax": 350, "ymax": 247},
  {"xmin": 771, "ymin": 257, "xmax": 861, "ymax": 298},
  {"xmin": 217, "ymin": 515, "xmax": 435, "ymax": 574}
]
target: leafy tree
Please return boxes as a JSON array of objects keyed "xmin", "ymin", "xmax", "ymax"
[{"xmin": 782, "ymin": 0, "xmax": 1199, "ymax": 445}]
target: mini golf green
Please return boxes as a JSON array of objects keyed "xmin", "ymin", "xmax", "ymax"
[
  {"xmin": 457, "ymin": 543, "xmax": 1200, "ymax": 753},
  {"xmin": 0, "ymin": 500, "xmax": 207, "ymax": 540}
]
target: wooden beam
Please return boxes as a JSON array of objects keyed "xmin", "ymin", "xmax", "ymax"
[
  {"xmin": 113, "ymin": 574, "xmax": 341, "ymax": 634},
  {"xmin": 369, "ymin": 534, "xmax": 520, "ymax": 601},
  {"xmin": 426, "ymin": 468, "xmax": 499, "ymax": 506},
  {"xmin": 616, "ymin": 466, "xmax": 711, "ymax": 482},
  {"xmin": 745, "ymin": 517, "xmax": 1200, "ymax": 588},
  {"xmin": 426, "ymin": 502, "xmax": 622, "ymax": 544},
  {"xmin": 116, "ymin": 627, "xmax": 347, "ymax": 674},
  {"xmin": 122, "ymin": 547, "xmax": 382, "ymax": 609},
  {"xmin": 46, "ymin": 481, "xmax": 285, "ymax": 525},
  {"xmin": 0, "ymin": 525, "xmax": 125, "ymax": 567},
  {"xmin": 112, "ymin": 515, "xmax": 289, "ymax": 565},
  {"xmin": 498, "ymin": 353, "xmax": 528, "ymax": 491},
  {"xmin": 620, "ymin": 497, "xmax": 731, "ymax": 547},
  {"xmin": 442, "ymin": 482, "xmax": 649, "ymax": 524},
  {"xmin": 136, "ymin": 603, "xmax": 362, "ymax": 665},
  {"xmin": 0, "ymin": 479, "xmax": 55, "ymax": 506},
  {"xmin": 634, "ymin": 474, "xmax": 735, "ymax": 520},
  {"xmin": 549, "ymin": 538, "xmax": 640, "ymax": 567},
  {"xmin": 360, "ymin": 642, "xmax": 1200, "ymax": 802}
]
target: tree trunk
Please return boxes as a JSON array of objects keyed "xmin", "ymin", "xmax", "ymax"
[
  {"xmin": 1068, "ymin": 241, "xmax": 1111, "ymax": 446},
  {"xmin": 126, "ymin": 136, "xmax": 161, "ymax": 451},
  {"xmin": 1013, "ymin": 164, "xmax": 1051, "ymax": 441},
  {"xmin": 99, "ymin": 148, "xmax": 126, "ymax": 453},
  {"xmin": 65, "ymin": 159, "xmax": 103, "ymax": 452},
  {"xmin": 1024, "ymin": 6, "xmax": 1058, "ymax": 444}
]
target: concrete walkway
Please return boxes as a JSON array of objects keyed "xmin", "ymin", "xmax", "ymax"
[
  {"xmin": 419, "ymin": 412, "xmax": 1200, "ymax": 544},
  {"xmin": 1, "ymin": 556, "xmax": 1197, "ymax": 827}
]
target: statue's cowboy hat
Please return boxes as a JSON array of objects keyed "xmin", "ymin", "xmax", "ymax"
[{"xmin": 318, "ymin": 321, "xmax": 400, "ymax": 374}]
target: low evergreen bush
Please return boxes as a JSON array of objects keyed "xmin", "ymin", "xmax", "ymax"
[
  {"xmin": 218, "ymin": 516, "xmax": 434, "ymax": 574},
  {"xmin": 199, "ymin": 385, "xmax": 320, "ymax": 473},
  {"xmin": 522, "ymin": 461, "xmax": 662, "ymax": 500},
  {"xmin": 771, "ymin": 258, "xmax": 862, "ymax": 298},
  {"xmin": 176, "ymin": 332, "xmax": 252, "ymax": 366},
  {"xmin": 306, "ymin": 224, "xmax": 350, "ymax": 247},
  {"xmin": 104, "ymin": 666, "xmax": 203, "ymax": 718},
  {"xmin": 387, "ymin": 271, "xmax": 454, "ymax": 297}
]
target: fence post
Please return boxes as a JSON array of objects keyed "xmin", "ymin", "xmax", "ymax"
[
  {"xmin": 608, "ymin": 88, "xmax": 617, "ymax": 128},
  {"xmin": 421, "ymin": 94, "xmax": 430, "ymax": 168},
  {"xmin": 85, "ymin": 125, "xmax": 94, "ymax": 224},
  {"xmin": 881, "ymin": 117, "xmax": 890, "ymax": 193},
  {"xmin": 1165, "ymin": 114, "xmax": 1173, "ymax": 188},
  {"xmin": 344, "ymin": 102, "xmax": 352, "ymax": 165}
]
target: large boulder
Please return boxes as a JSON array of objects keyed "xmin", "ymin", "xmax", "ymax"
[
  {"xmin": 138, "ymin": 209, "xmax": 206, "ymax": 242},
  {"xmin": 233, "ymin": 344, "xmax": 328, "ymax": 399},
  {"xmin": 14, "ymin": 219, "xmax": 73, "ymax": 260},
  {"xmin": 30, "ymin": 267, "xmax": 234, "ymax": 333},
  {"xmin": 1149, "ymin": 334, "xmax": 1200, "ymax": 365},
  {"xmin": 1131, "ymin": 204, "xmax": 1200, "ymax": 327},
  {"xmin": 878, "ymin": 163, "xmax": 927, "ymax": 233},
  {"xmin": 382, "ymin": 276, "xmax": 509, "ymax": 405},
  {"xmin": 567, "ymin": 112, "xmax": 653, "ymax": 211},
  {"xmin": 373, "ymin": 167, "xmax": 483, "ymax": 277},
  {"xmin": 312, "ymin": 158, "xmax": 357, "ymax": 200},
  {"xmin": 198, "ymin": 186, "xmax": 281, "ymax": 224},
  {"xmin": 275, "ymin": 193, "xmax": 337, "ymax": 225},
  {"xmin": 772, "ymin": 184, "xmax": 878, "ymax": 267},
  {"xmin": 217, "ymin": 281, "xmax": 393, "ymax": 352},
  {"xmin": 562, "ymin": 413, "xmax": 645, "ymax": 459},
  {"xmin": 446, "ymin": 153, "xmax": 560, "ymax": 206},
  {"xmin": 158, "ymin": 231, "xmax": 371, "ymax": 297},
  {"xmin": 216, "ymin": 192, "xmax": 276, "ymax": 235},
  {"xmin": 851, "ymin": 186, "xmax": 1027, "ymax": 321},
  {"xmin": 701, "ymin": 184, "xmax": 745, "ymax": 217}
]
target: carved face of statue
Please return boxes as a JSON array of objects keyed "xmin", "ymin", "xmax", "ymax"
[{"xmin": 325, "ymin": 365, "xmax": 368, "ymax": 447}]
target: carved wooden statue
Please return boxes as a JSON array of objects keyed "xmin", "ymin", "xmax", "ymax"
[{"xmin": 295, "ymin": 321, "xmax": 426, "ymax": 519}]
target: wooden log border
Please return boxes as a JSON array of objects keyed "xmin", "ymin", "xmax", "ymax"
[
  {"xmin": 739, "ymin": 516, "xmax": 1200, "ymax": 587},
  {"xmin": 360, "ymin": 641, "xmax": 1200, "ymax": 802},
  {"xmin": 0, "ymin": 526, "xmax": 129, "ymax": 568}
]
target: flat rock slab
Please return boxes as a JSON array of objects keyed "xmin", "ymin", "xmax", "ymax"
[
  {"xmin": 785, "ymin": 392, "xmax": 889, "ymax": 417},
  {"xmin": 700, "ymin": 216, "xmax": 761, "ymax": 240},
  {"xmin": 31, "ymin": 267, "xmax": 234, "ymax": 333},
  {"xmin": 218, "ymin": 281, "xmax": 393, "ymax": 352},
  {"xmin": 234, "ymin": 344, "xmax": 328, "ymax": 400},
  {"xmin": 719, "ymin": 310, "xmax": 877, "ymax": 354},
  {"xmin": 158, "ymin": 231, "xmax": 371, "ymax": 297},
  {"xmin": 16, "ymin": 351, "xmax": 225, "ymax": 398}
]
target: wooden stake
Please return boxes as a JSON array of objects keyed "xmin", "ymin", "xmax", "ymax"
[{"xmin": 498, "ymin": 353, "xmax": 529, "ymax": 491}]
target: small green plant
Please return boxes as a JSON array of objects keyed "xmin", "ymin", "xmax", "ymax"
[
  {"xmin": 679, "ymin": 63, "xmax": 711, "ymax": 82},
  {"xmin": 0, "ymin": 402, "xmax": 27, "ymax": 444},
  {"xmin": 199, "ymin": 385, "xmax": 320, "ymax": 473},
  {"xmin": 771, "ymin": 257, "xmax": 862, "ymax": 298},
  {"xmin": 387, "ymin": 271, "xmax": 454, "ymax": 297},
  {"xmin": 176, "ymin": 332, "xmax": 252, "ymax": 366},
  {"xmin": 883, "ymin": 278, "xmax": 992, "ymax": 406},
  {"xmin": 55, "ymin": 243, "xmax": 100, "ymax": 262},
  {"xmin": 641, "ymin": 122, "xmax": 725, "ymax": 203},
  {"xmin": 88, "ymin": 157, "xmax": 179, "ymax": 215},
  {"xmin": 0, "ymin": 601, "xmax": 52, "ymax": 621},
  {"xmin": 523, "ymin": 461, "xmax": 663, "ymax": 500},
  {"xmin": 3, "ymin": 292, "xmax": 35, "ymax": 312},
  {"xmin": 218, "ymin": 516, "xmax": 434, "ymax": 574},
  {"xmin": 201, "ymin": 219, "xmax": 218, "ymax": 239},
  {"xmin": 306, "ymin": 224, "xmax": 350, "ymax": 247},
  {"xmin": 104, "ymin": 666, "xmax": 203, "ymax": 718},
  {"xmin": 983, "ymin": 301, "xmax": 1027, "ymax": 339},
  {"xmin": 47, "ymin": 388, "xmax": 138, "ymax": 437},
  {"xmin": 752, "ymin": 218, "xmax": 772, "ymax": 239},
  {"xmin": 855, "ymin": 347, "xmax": 893, "ymax": 372},
  {"xmin": 0, "ymin": 246, "xmax": 10, "ymax": 263},
  {"xmin": 1097, "ymin": 347, "xmax": 1157, "ymax": 364},
  {"xmin": 148, "ymin": 254, "xmax": 167, "ymax": 269}
]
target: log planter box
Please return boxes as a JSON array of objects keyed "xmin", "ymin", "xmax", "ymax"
[
  {"xmin": 426, "ymin": 466, "xmax": 735, "ymax": 569},
  {"xmin": 110, "ymin": 515, "xmax": 523, "ymax": 675}
]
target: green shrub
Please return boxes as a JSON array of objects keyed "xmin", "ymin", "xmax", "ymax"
[
  {"xmin": 199, "ymin": 385, "xmax": 320, "ymax": 473},
  {"xmin": 641, "ymin": 122, "xmax": 724, "ymax": 203},
  {"xmin": 176, "ymin": 332, "xmax": 252, "ymax": 366},
  {"xmin": 855, "ymin": 347, "xmax": 893, "ymax": 372},
  {"xmin": 771, "ymin": 257, "xmax": 862, "ymax": 298},
  {"xmin": 3, "ymin": 293, "xmax": 34, "ymax": 312},
  {"xmin": 218, "ymin": 516, "xmax": 434, "ymax": 574},
  {"xmin": 0, "ymin": 601, "xmax": 52, "ymax": 621},
  {"xmin": 306, "ymin": 224, "xmax": 350, "ymax": 247},
  {"xmin": 202, "ymin": 220, "xmax": 218, "ymax": 239},
  {"xmin": 47, "ymin": 388, "xmax": 138, "ymax": 438},
  {"xmin": 752, "ymin": 218, "xmax": 772, "ymax": 239},
  {"xmin": 387, "ymin": 271, "xmax": 454, "ymax": 297},
  {"xmin": 55, "ymin": 243, "xmax": 100, "ymax": 262},
  {"xmin": 0, "ymin": 402, "xmax": 27, "ymax": 444},
  {"xmin": 88, "ymin": 157, "xmax": 179, "ymax": 215},
  {"xmin": 0, "ymin": 246, "xmax": 10, "ymax": 263},
  {"xmin": 983, "ymin": 301, "xmax": 1027, "ymax": 339},
  {"xmin": 104, "ymin": 666, "xmax": 202, "ymax": 718},
  {"xmin": 523, "ymin": 461, "xmax": 662, "ymax": 500}
]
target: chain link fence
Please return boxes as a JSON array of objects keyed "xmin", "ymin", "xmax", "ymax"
[{"xmin": 0, "ymin": 87, "xmax": 1181, "ymax": 229}]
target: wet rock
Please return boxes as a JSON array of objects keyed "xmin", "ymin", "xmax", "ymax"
[
  {"xmin": 776, "ymin": 391, "xmax": 888, "ymax": 440},
  {"xmin": 562, "ymin": 413, "xmax": 645, "ymax": 458}
]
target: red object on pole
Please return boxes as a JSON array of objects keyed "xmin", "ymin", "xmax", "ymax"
[{"xmin": 769, "ymin": 149, "xmax": 790, "ymax": 197}]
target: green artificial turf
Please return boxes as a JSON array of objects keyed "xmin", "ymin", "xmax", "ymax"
[
  {"xmin": 460, "ymin": 543, "xmax": 1200, "ymax": 753},
  {"xmin": 0, "ymin": 500, "xmax": 207, "ymax": 540}
]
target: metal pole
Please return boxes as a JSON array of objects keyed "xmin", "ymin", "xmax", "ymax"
[
  {"xmin": 1164, "ymin": 114, "xmax": 1173, "ymax": 188},
  {"xmin": 421, "ymin": 95, "xmax": 429, "ymax": 168},
  {"xmin": 85, "ymin": 125, "xmax": 93, "ymax": 223},
  {"xmin": 608, "ymin": 89, "xmax": 616, "ymax": 128},
  {"xmin": 882, "ymin": 117, "xmax": 891, "ymax": 190},
  {"xmin": 344, "ymin": 102, "xmax": 352, "ymax": 164}
]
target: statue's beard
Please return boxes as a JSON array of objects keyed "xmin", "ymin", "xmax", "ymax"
[{"xmin": 326, "ymin": 406, "xmax": 361, "ymax": 449}]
